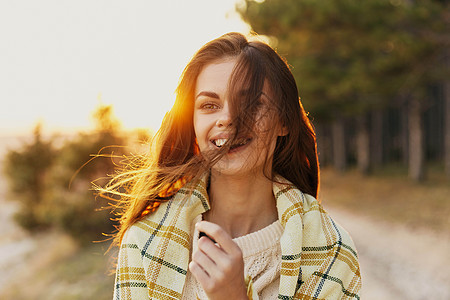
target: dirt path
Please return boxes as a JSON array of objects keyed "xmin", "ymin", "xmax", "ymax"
[
  {"xmin": 0, "ymin": 162, "xmax": 79, "ymax": 298},
  {"xmin": 324, "ymin": 204, "xmax": 450, "ymax": 300},
  {"xmin": 0, "ymin": 163, "xmax": 34, "ymax": 290}
]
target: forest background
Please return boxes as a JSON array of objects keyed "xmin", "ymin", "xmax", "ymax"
[{"xmin": 1, "ymin": 0, "xmax": 449, "ymax": 299}]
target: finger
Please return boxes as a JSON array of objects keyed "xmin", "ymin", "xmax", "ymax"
[
  {"xmin": 199, "ymin": 231, "xmax": 216, "ymax": 243},
  {"xmin": 197, "ymin": 235, "xmax": 229, "ymax": 265},
  {"xmin": 196, "ymin": 221, "xmax": 241, "ymax": 255},
  {"xmin": 192, "ymin": 243, "xmax": 229, "ymax": 291},
  {"xmin": 192, "ymin": 245, "xmax": 217, "ymax": 273},
  {"xmin": 189, "ymin": 261, "xmax": 211, "ymax": 287}
]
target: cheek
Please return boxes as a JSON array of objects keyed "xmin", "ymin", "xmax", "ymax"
[
  {"xmin": 193, "ymin": 115, "xmax": 209, "ymax": 151},
  {"xmin": 254, "ymin": 119, "xmax": 280, "ymax": 155},
  {"xmin": 193, "ymin": 114, "xmax": 202, "ymax": 139},
  {"xmin": 254, "ymin": 115, "xmax": 276, "ymax": 140}
]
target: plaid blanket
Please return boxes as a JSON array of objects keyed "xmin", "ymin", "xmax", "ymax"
[{"xmin": 114, "ymin": 174, "xmax": 361, "ymax": 299}]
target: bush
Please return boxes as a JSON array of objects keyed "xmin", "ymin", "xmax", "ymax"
[
  {"xmin": 4, "ymin": 124, "xmax": 56, "ymax": 231},
  {"xmin": 4, "ymin": 105, "xmax": 126, "ymax": 245}
]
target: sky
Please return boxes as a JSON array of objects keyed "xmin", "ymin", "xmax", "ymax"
[{"xmin": 0, "ymin": 0, "xmax": 251, "ymax": 136}]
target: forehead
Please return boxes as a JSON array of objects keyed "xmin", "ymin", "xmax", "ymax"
[{"xmin": 195, "ymin": 58, "xmax": 237, "ymax": 97}]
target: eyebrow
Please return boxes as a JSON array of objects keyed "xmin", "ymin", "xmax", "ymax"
[{"xmin": 195, "ymin": 91, "xmax": 220, "ymax": 100}]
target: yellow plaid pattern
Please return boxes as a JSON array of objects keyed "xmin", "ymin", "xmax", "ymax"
[{"xmin": 114, "ymin": 174, "xmax": 361, "ymax": 299}]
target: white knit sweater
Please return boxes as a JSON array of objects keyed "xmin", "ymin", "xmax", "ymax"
[{"xmin": 182, "ymin": 217, "xmax": 283, "ymax": 299}]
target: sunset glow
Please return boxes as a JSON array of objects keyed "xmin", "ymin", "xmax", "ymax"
[{"xmin": 0, "ymin": 0, "xmax": 250, "ymax": 135}]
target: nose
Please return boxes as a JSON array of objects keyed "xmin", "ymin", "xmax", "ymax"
[{"xmin": 216, "ymin": 102, "xmax": 232, "ymax": 127}]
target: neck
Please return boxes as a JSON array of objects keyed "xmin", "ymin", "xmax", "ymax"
[{"xmin": 204, "ymin": 170, "xmax": 278, "ymax": 238}]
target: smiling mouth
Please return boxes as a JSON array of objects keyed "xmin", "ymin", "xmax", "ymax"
[{"xmin": 211, "ymin": 137, "xmax": 252, "ymax": 150}]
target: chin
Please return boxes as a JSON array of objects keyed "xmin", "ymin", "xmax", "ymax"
[{"xmin": 211, "ymin": 159, "xmax": 265, "ymax": 178}]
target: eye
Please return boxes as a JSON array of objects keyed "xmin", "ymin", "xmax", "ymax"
[{"xmin": 200, "ymin": 102, "xmax": 220, "ymax": 110}]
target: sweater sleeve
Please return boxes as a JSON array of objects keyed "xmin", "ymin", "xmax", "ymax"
[{"xmin": 113, "ymin": 226, "xmax": 149, "ymax": 300}]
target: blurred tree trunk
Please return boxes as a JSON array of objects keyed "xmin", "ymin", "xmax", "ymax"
[
  {"xmin": 332, "ymin": 117, "xmax": 347, "ymax": 172},
  {"xmin": 401, "ymin": 104, "xmax": 409, "ymax": 165},
  {"xmin": 408, "ymin": 98, "xmax": 425, "ymax": 181},
  {"xmin": 444, "ymin": 83, "xmax": 450, "ymax": 178},
  {"xmin": 356, "ymin": 114, "xmax": 370, "ymax": 174},
  {"xmin": 370, "ymin": 110, "xmax": 383, "ymax": 168},
  {"xmin": 316, "ymin": 123, "xmax": 331, "ymax": 167},
  {"xmin": 444, "ymin": 55, "xmax": 450, "ymax": 178}
]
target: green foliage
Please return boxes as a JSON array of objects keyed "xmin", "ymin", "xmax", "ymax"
[
  {"xmin": 5, "ymin": 124, "xmax": 54, "ymax": 196},
  {"xmin": 4, "ymin": 123, "xmax": 56, "ymax": 231},
  {"xmin": 239, "ymin": 0, "xmax": 448, "ymax": 120},
  {"xmin": 4, "ymin": 104, "xmax": 126, "ymax": 245},
  {"xmin": 42, "ymin": 129, "xmax": 123, "ymax": 245}
]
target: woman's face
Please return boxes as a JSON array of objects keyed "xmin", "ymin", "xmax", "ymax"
[{"xmin": 193, "ymin": 58, "xmax": 284, "ymax": 177}]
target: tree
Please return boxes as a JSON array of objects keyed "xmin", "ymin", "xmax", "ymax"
[
  {"xmin": 4, "ymin": 104, "xmax": 125, "ymax": 244},
  {"xmin": 4, "ymin": 123, "xmax": 56, "ymax": 230},
  {"xmin": 238, "ymin": 0, "xmax": 448, "ymax": 178},
  {"xmin": 444, "ymin": 52, "xmax": 450, "ymax": 178},
  {"xmin": 45, "ymin": 103, "xmax": 124, "ymax": 244}
]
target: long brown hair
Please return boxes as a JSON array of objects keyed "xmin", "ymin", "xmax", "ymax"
[{"xmin": 101, "ymin": 32, "xmax": 319, "ymax": 245}]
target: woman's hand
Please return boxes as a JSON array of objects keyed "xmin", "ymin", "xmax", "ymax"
[{"xmin": 189, "ymin": 221, "xmax": 248, "ymax": 300}]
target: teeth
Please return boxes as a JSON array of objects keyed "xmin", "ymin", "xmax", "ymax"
[
  {"xmin": 213, "ymin": 138, "xmax": 251, "ymax": 148},
  {"xmin": 214, "ymin": 139, "xmax": 227, "ymax": 147}
]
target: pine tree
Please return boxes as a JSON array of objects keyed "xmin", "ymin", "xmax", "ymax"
[{"xmin": 239, "ymin": 0, "xmax": 448, "ymax": 178}]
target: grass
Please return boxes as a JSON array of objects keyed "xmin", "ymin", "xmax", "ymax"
[{"xmin": 319, "ymin": 167, "xmax": 450, "ymax": 233}]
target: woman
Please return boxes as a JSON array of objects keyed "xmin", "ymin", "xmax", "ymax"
[{"xmin": 107, "ymin": 32, "xmax": 361, "ymax": 299}]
